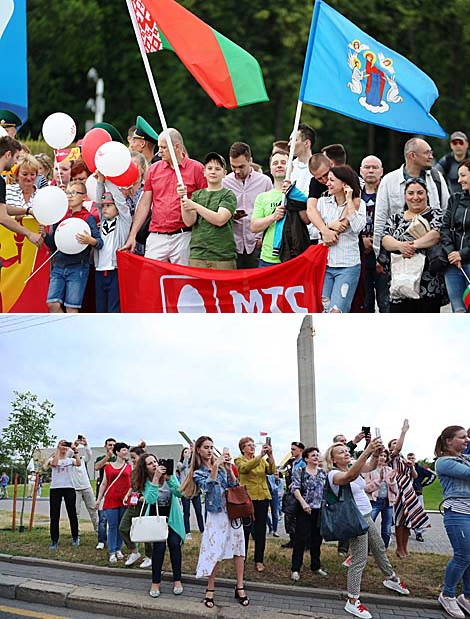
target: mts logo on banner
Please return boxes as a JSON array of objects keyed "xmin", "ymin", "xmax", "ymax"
[{"xmin": 160, "ymin": 276, "xmax": 309, "ymax": 313}]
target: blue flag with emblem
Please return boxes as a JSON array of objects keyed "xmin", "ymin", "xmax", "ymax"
[
  {"xmin": 299, "ymin": 0, "xmax": 446, "ymax": 138},
  {"xmin": 0, "ymin": 0, "xmax": 28, "ymax": 124}
]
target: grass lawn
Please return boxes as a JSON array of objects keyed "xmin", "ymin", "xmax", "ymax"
[
  {"xmin": 0, "ymin": 520, "xmax": 448, "ymax": 600},
  {"xmin": 423, "ymin": 481, "xmax": 443, "ymax": 511},
  {"xmin": 2, "ymin": 480, "xmax": 98, "ymax": 500}
]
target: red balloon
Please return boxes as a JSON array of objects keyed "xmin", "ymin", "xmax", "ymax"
[
  {"xmin": 107, "ymin": 161, "xmax": 139, "ymax": 187},
  {"xmin": 81, "ymin": 128, "xmax": 111, "ymax": 173}
]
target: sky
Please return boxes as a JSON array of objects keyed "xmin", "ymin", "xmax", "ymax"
[{"xmin": 0, "ymin": 314, "xmax": 467, "ymax": 463}]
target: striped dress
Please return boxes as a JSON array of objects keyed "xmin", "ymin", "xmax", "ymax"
[{"xmin": 391, "ymin": 453, "xmax": 430, "ymax": 530}]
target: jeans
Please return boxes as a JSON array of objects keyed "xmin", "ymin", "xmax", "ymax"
[
  {"xmin": 370, "ymin": 498, "xmax": 393, "ymax": 548},
  {"xmin": 103, "ymin": 506, "xmax": 126, "ymax": 554},
  {"xmin": 322, "ymin": 264, "xmax": 361, "ymax": 313},
  {"xmin": 152, "ymin": 526, "xmax": 182, "ymax": 584},
  {"xmin": 236, "ymin": 248, "xmax": 260, "ymax": 269},
  {"xmin": 49, "ymin": 487, "xmax": 78, "ymax": 543},
  {"xmin": 181, "ymin": 495, "xmax": 204, "ymax": 534},
  {"xmin": 291, "ymin": 508, "xmax": 323, "ymax": 572},
  {"xmin": 443, "ymin": 509, "xmax": 470, "ymax": 597},
  {"xmin": 95, "ymin": 269, "xmax": 120, "ymax": 313},
  {"xmin": 445, "ymin": 264, "xmax": 470, "ymax": 312},
  {"xmin": 364, "ymin": 252, "xmax": 390, "ymax": 313},
  {"xmin": 47, "ymin": 263, "xmax": 90, "ymax": 309},
  {"xmin": 98, "ymin": 510, "xmax": 107, "ymax": 544},
  {"xmin": 243, "ymin": 499, "xmax": 269, "ymax": 563},
  {"xmin": 267, "ymin": 493, "xmax": 280, "ymax": 533}
]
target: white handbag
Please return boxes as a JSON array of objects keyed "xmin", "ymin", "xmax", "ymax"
[
  {"xmin": 130, "ymin": 500, "xmax": 168, "ymax": 543},
  {"xmin": 390, "ymin": 252, "xmax": 426, "ymax": 300}
]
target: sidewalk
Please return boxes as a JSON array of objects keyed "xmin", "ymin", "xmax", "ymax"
[{"xmin": 0, "ymin": 554, "xmax": 446, "ymax": 619}]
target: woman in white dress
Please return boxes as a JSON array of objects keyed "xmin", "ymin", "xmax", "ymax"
[{"xmin": 180, "ymin": 435, "xmax": 248, "ymax": 608}]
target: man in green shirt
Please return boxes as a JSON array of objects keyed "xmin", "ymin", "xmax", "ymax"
[
  {"xmin": 177, "ymin": 152, "xmax": 237, "ymax": 269},
  {"xmin": 251, "ymin": 152, "xmax": 288, "ymax": 266}
]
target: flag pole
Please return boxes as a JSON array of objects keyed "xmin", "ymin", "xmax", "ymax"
[
  {"xmin": 125, "ymin": 0, "xmax": 184, "ymax": 186},
  {"xmin": 286, "ymin": 99, "xmax": 304, "ymax": 182},
  {"xmin": 24, "ymin": 249, "xmax": 58, "ymax": 284},
  {"xmin": 460, "ymin": 267, "xmax": 470, "ymax": 286}
]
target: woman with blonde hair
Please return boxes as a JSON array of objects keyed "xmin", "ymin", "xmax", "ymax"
[
  {"xmin": 180, "ymin": 436, "xmax": 248, "ymax": 608},
  {"xmin": 235, "ymin": 436, "xmax": 275, "ymax": 572},
  {"xmin": 6, "ymin": 153, "xmax": 40, "ymax": 214},
  {"xmin": 324, "ymin": 438, "xmax": 409, "ymax": 619}
]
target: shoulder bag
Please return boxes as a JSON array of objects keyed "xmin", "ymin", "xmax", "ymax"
[
  {"xmin": 427, "ymin": 193, "xmax": 461, "ymax": 276},
  {"xmin": 226, "ymin": 484, "xmax": 254, "ymax": 528},
  {"xmin": 320, "ymin": 476, "xmax": 369, "ymax": 542},
  {"xmin": 130, "ymin": 498, "xmax": 169, "ymax": 543},
  {"xmin": 281, "ymin": 468, "xmax": 306, "ymax": 517}
]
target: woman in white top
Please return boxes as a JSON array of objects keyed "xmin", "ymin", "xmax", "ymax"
[
  {"xmin": 309, "ymin": 165, "xmax": 366, "ymax": 312},
  {"xmin": 6, "ymin": 154, "xmax": 39, "ymax": 215},
  {"xmin": 324, "ymin": 438, "xmax": 409, "ymax": 619}
]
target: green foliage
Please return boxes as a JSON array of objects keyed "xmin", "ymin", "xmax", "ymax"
[
  {"xmin": 23, "ymin": 0, "xmax": 470, "ymax": 170},
  {"xmin": 1, "ymin": 391, "xmax": 56, "ymax": 529}
]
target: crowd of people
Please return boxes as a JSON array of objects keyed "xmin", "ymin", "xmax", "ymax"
[
  {"xmin": 35, "ymin": 419, "xmax": 464, "ymax": 619},
  {"xmin": 0, "ymin": 108, "xmax": 469, "ymax": 312}
]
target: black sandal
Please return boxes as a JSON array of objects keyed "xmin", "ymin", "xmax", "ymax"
[
  {"xmin": 235, "ymin": 586, "xmax": 250, "ymax": 606},
  {"xmin": 203, "ymin": 589, "xmax": 215, "ymax": 608}
]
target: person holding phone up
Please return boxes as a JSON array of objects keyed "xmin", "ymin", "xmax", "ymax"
[
  {"xmin": 235, "ymin": 436, "xmax": 276, "ymax": 573},
  {"xmin": 47, "ymin": 440, "xmax": 81, "ymax": 550}
]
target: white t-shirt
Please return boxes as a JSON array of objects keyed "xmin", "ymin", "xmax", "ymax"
[
  {"xmin": 49, "ymin": 457, "xmax": 75, "ymax": 489},
  {"xmin": 328, "ymin": 470, "xmax": 372, "ymax": 515}
]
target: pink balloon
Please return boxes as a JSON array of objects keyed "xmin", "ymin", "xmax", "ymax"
[
  {"xmin": 81, "ymin": 128, "xmax": 111, "ymax": 173},
  {"xmin": 107, "ymin": 161, "xmax": 139, "ymax": 187}
]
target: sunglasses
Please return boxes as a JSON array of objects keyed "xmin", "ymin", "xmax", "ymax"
[
  {"xmin": 405, "ymin": 177, "xmax": 428, "ymax": 190},
  {"xmin": 451, "ymin": 139, "xmax": 465, "ymax": 146}
]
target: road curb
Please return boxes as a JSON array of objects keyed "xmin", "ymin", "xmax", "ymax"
[{"xmin": 0, "ymin": 554, "xmax": 441, "ymax": 612}]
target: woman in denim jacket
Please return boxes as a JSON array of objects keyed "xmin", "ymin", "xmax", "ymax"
[
  {"xmin": 435, "ymin": 426, "xmax": 470, "ymax": 618},
  {"xmin": 180, "ymin": 436, "xmax": 248, "ymax": 608}
]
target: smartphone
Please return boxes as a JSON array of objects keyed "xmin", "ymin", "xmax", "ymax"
[
  {"xmin": 265, "ymin": 436, "xmax": 272, "ymax": 446},
  {"xmin": 63, "ymin": 441, "xmax": 72, "ymax": 447},
  {"xmin": 77, "ymin": 435, "xmax": 83, "ymax": 440},
  {"xmin": 375, "ymin": 427, "xmax": 381, "ymax": 438},
  {"xmin": 362, "ymin": 426, "xmax": 371, "ymax": 445},
  {"xmin": 223, "ymin": 447, "xmax": 230, "ymax": 455},
  {"xmin": 159, "ymin": 458, "xmax": 174, "ymax": 476}
]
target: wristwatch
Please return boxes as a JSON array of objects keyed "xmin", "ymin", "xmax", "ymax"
[{"xmin": 25, "ymin": 207, "xmax": 31, "ymax": 216}]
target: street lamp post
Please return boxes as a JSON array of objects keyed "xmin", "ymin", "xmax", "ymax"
[{"xmin": 86, "ymin": 67, "xmax": 105, "ymax": 130}]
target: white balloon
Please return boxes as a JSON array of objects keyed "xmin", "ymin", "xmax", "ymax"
[
  {"xmin": 95, "ymin": 142, "xmax": 131, "ymax": 177},
  {"xmin": 0, "ymin": 126, "xmax": 8, "ymax": 137},
  {"xmin": 32, "ymin": 186, "xmax": 68, "ymax": 225},
  {"xmin": 85, "ymin": 174, "xmax": 98, "ymax": 201},
  {"xmin": 54, "ymin": 218, "xmax": 91, "ymax": 255},
  {"xmin": 42, "ymin": 112, "xmax": 76, "ymax": 150}
]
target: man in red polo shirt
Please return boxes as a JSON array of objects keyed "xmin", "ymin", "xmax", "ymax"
[{"xmin": 122, "ymin": 128, "xmax": 206, "ymax": 264}]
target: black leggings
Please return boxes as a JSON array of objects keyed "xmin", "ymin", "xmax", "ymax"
[{"xmin": 49, "ymin": 487, "xmax": 78, "ymax": 542}]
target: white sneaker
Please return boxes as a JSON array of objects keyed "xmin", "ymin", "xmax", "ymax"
[
  {"xmin": 457, "ymin": 594, "xmax": 470, "ymax": 614},
  {"xmin": 439, "ymin": 593, "xmax": 465, "ymax": 618},
  {"xmin": 290, "ymin": 571, "xmax": 300, "ymax": 581},
  {"xmin": 140, "ymin": 557, "xmax": 152, "ymax": 569},
  {"xmin": 109, "ymin": 553, "xmax": 117, "ymax": 563},
  {"xmin": 125, "ymin": 551, "xmax": 141, "ymax": 566},
  {"xmin": 116, "ymin": 550, "xmax": 124, "ymax": 560},
  {"xmin": 96, "ymin": 542, "xmax": 105, "ymax": 550},
  {"xmin": 312, "ymin": 568, "xmax": 328, "ymax": 577},
  {"xmin": 344, "ymin": 599, "xmax": 372, "ymax": 619},
  {"xmin": 383, "ymin": 577, "xmax": 409, "ymax": 595},
  {"xmin": 186, "ymin": 533, "xmax": 192, "ymax": 540}
]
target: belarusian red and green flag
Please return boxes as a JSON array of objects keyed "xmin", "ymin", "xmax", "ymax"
[
  {"xmin": 463, "ymin": 285, "xmax": 470, "ymax": 311},
  {"xmin": 129, "ymin": 0, "xmax": 269, "ymax": 108}
]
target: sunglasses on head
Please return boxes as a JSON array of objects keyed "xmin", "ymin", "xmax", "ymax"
[{"xmin": 405, "ymin": 177, "xmax": 427, "ymax": 190}]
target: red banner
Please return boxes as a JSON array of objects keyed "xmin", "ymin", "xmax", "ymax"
[
  {"xmin": 0, "ymin": 218, "xmax": 50, "ymax": 313},
  {"xmin": 117, "ymin": 245, "xmax": 328, "ymax": 313}
]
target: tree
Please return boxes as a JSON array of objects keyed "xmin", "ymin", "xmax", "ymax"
[{"xmin": 1, "ymin": 391, "xmax": 56, "ymax": 531}]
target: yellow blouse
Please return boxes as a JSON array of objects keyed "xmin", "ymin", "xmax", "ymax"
[{"xmin": 234, "ymin": 455, "xmax": 276, "ymax": 501}]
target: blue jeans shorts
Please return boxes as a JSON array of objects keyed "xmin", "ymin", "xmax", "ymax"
[{"xmin": 47, "ymin": 263, "xmax": 90, "ymax": 309}]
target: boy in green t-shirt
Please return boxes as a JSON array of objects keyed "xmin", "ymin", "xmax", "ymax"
[{"xmin": 177, "ymin": 153, "xmax": 237, "ymax": 269}]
